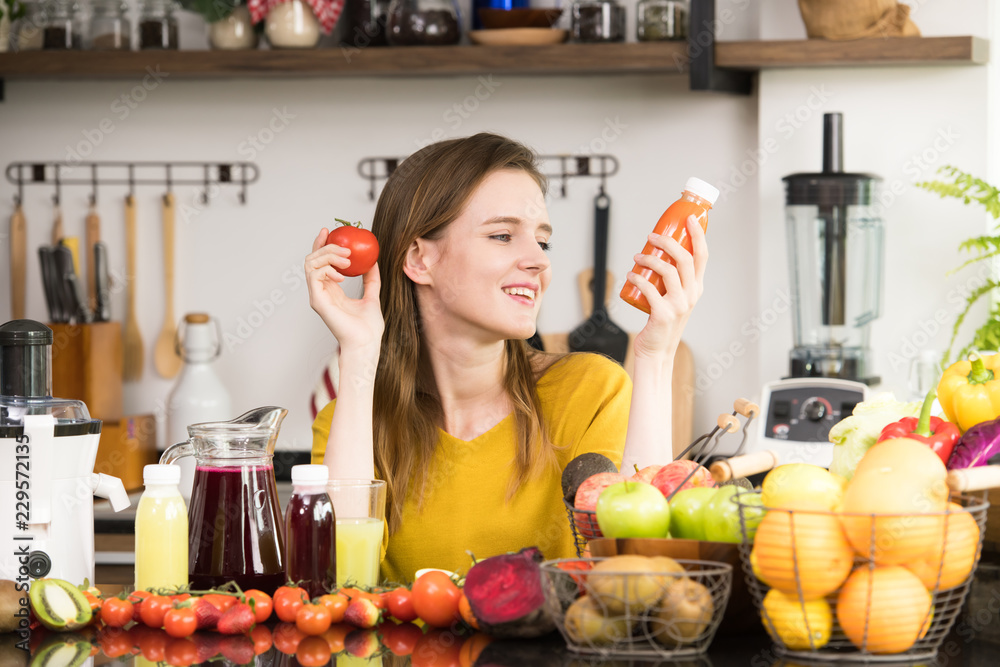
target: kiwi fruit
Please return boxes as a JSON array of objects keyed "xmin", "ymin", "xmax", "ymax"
[
  {"xmin": 27, "ymin": 580, "xmax": 91, "ymax": 632},
  {"xmin": 651, "ymin": 578, "xmax": 714, "ymax": 647},
  {"xmin": 587, "ymin": 555, "xmax": 672, "ymax": 615},
  {"xmin": 0, "ymin": 581, "xmax": 28, "ymax": 634},
  {"xmin": 564, "ymin": 596, "xmax": 632, "ymax": 646},
  {"xmin": 562, "ymin": 453, "xmax": 618, "ymax": 503},
  {"xmin": 28, "ymin": 633, "xmax": 90, "ymax": 667},
  {"xmin": 0, "ymin": 633, "xmax": 28, "ymax": 667}
]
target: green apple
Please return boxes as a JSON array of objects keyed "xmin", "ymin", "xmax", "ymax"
[
  {"xmin": 668, "ymin": 487, "xmax": 718, "ymax": 540},
  {"xmin": 595, "ymin": 481, "xmax": 671, "ymax": 539},
  {"xmin": 703, "ymin": 486, "xmax": 765, "ymax": 543}
]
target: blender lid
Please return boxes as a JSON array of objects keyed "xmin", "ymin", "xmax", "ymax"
[
  {"xmin": 783, "ymin": 172, "xmax": 882, "ymax": 207},
  {"xmin": 0, "ymin": 319, "xmax": 53, "ymax": 346}
]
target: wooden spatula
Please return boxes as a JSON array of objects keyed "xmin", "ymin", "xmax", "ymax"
[
  {"xmin": 122, "ymin": 195, "xmax": 144, "ymax": 382},
  {"xmin": 154, "ymin": 192, "xmax": 182, "ymax": 378},
  {"xmin": 85, "ymin": 203, "xmax": 101, "ymax": 312},
  {"xmin": 10, "ymin": 204, "xmax": 26, "ymax": 320}
]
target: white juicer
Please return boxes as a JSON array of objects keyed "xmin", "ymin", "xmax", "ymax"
[{"xmin": 0, "ymin": 320, "xmax": 130, "ymax": 588}]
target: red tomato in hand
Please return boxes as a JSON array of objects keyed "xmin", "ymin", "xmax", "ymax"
[
  {"xmin": 411, "ymin": 571, "xmax": 461, "ymax": 628},
  {"xmin": 325, "ymin": 220, "xmax": 379, "ymax": 277}
]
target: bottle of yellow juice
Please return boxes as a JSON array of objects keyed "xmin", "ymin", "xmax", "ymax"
[{"xmin": 135, "ymin": 464, "xmax": 188, "ymax": 592}]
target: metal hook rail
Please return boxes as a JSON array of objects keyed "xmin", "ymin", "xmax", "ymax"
[
  {"xmin": 5, "ymin": 161, "xmax": 260, "ymax": 205},
  {"xmin": 357, "ymin": 153, "xmax": 620, "ymax": 201}
]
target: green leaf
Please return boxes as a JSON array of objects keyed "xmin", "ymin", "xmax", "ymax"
[
  {"xmin": 915, "ymin": 165, "xmax": 1000, "ymax": 221},
  {"xmin": 943, "ymin": 279, "xmax": 1000, "ymax": 366},
  {"xmin": 178, "ymin": 0, "xmax": 242, "ymax": 23}
]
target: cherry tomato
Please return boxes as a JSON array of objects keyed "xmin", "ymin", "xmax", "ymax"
[
  {"xmin": 386, "ymin": 587, "xmax": 418, "ymax": 623},
  {"xmin": 250, "ymin": 625, "xmax": 273, "ymax": 655},
  {"xmin": 459, "ymin": 633, "xmax": 493, "ymax": 667},
  {"xmin": 319, "ymin": 623, "xmax": 352, "ymax": 653},
  {"xmin": 101, "ymin": 597, "xmax": 134, "ymax": 628},
  {"xmin": 271, "ymin": 622, "xmax": 306, "ymax": 655},
  {"xmin": 82, "ymin": 590, "xmax": 103, "ymax": 617},
  {"xmin": 128, "ymin": 590, "xmax": 151, "ymax": 623},
  {"xmin": 325, "ymin": 220, "xmax": 379, "ymax": 277},
  {"xmin": 244, "ymin": 589, "xmax": 273, "ymax": 623},
  {"xmin": 169, "ymin": 593, "xmax": 192, "ymax": 603},
  {"xmin": 164, "ymin": 637, "xmax": 199, "ymax": 667},
  {"xmin": 99, "ymin": 627, "xmax": 134, "ymax": 658},
  {"xmin": 274, "ymin": 588, "xmax": 308, "ymax": 623},
  {"xmin": 164, "ymin": 607, "xmax": 198, "ymax": 638},
  {"xmin": 140, "ymin": 594, "xmax": 173, "ymax": 628},
  {"xmin": 318, "ymin": 593, "xmax": 348, "ymax": 623},
  {"xmin": 380, "ymin": 620, "xmax": 423, "ymax": 656},
  {"xmin": 296, "ymin": 635, "xmax": 333, "ymax": 667},
  {"xmin": 200, "ymin": 593, "xmax": 237, "ymax": 612},
  {"xmin": 296, "ymin": 603, "xmax": 333, "ymax": 636},
  {"xmin": 458, "ymin": 593, "xmax": 479, "ymax": 630},
  {"xmin": 411, "ymin": 571, "xmax": 461, "ymax": 629},
  {"xmin": 138, "ymin": 628, "xmax": 169, "ymax": 661},
  {"xmin": 411, "ymin": 628, "xmax": 462, "ymax": 667}
]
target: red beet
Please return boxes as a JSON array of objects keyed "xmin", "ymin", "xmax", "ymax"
[{"xmin": 463, "ymin": 547, "xmax": 555, "ymax": 639}]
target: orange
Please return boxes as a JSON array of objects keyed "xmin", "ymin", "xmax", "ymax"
[
  {"xmin": 836, "ymin": 565, "xmax": 932, "ymax": 654},
  {"xmin": 905, "ymin": 503, "xmax": 981, "ymax": 590},
  {"xmin": 751, "ymin": 509, "xmax": 853, "ymax": 600},
  {"xmin": 839, "ymin": 439, "xmax": 948, "ymax": 564}
]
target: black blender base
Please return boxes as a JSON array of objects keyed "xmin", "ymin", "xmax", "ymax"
[{"xmin": 789, "ymin": 357, "xmax": 880, "ymax": 386}]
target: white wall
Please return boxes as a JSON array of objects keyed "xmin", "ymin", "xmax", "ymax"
[{"xmin": 0, "ymin": 0, "xmax": 995, "ymax": 457}]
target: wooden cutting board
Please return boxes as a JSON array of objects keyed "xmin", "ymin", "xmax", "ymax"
[{"xmin": 540, "ymin": 268, "xmax": 695, "ymax": 456}]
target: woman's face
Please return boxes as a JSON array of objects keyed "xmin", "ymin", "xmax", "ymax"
[{"xmin": 417, "ymin": 169, "xmax": 553, "ymax": 342}]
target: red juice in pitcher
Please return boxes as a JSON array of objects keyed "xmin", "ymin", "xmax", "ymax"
[
  {"xmin": 285, "ymin": 465, "xmax": 336, "ymax": 598},
  {"xmin": 187, "ymin": 465, "xmax": 286, "ymax": 593}
]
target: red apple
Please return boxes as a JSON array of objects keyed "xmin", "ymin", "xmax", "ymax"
[
  {"xmin": 573, "ymin": 472, "xmax": 626, "ymax": 539},
  {"xmin": 651, "ymin": 460, "xmax": 714, "ymax": 500},
  {"xmin": 629, "ymin": 464, "xmax": 664, "ymax": 485}
]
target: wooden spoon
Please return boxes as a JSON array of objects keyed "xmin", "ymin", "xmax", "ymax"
[
  {"xmin": 10, "ymin": 204, "xmax": 26, "ymax": 320},
  {"xmin": 85, "ymin": 203, "xmax": 101, "ymax": 312},
  {"xmin": 122, "ymin": 195, "xmax": 144, "ymax": 382},
  {"xmin": 154, "ymin": 192, "xmax": 182, "ymax": 378}
]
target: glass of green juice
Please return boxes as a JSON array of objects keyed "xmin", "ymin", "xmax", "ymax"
[{"xmin": 327, "ymin": 479, "xmax": 386, "ymax": 588}]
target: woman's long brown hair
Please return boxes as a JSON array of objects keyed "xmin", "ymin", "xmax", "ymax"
[{"xmin": 371, "ymin": 133, "xmax": 558, "ymax": 533}]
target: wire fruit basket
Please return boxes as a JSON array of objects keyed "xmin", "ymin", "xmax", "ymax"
[
  {"xmin": 734, "ymin": 489, "xmax": 990, "ymax": 662},
  {"xmin": 540, "ymin": 557, "xmax": 732, "ymax": 659},
  {"xmin": 565, "ymin": 499, "xmax": 602, "ymax": 556}
]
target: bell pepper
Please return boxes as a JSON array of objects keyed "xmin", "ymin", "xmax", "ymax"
[
  {"xmin": 876, "ymin": 390, "xmax": 960, "ymax": 464},
  {"xmin": 937, "ymin": 352, "xmax": 1000, "ymax": 432}
]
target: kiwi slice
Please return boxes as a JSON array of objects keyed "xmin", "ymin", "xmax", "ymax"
[
  {"xmin": 29, "ymin": 634, "xmax": 90, "ymax": 667},
  {"xmin": 27, "ymin": 580, "xmax": 92, "ymax": 632}
]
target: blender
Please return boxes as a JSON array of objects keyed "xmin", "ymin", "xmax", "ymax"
[
  {"xmin": 743, "ymin": 113, "xmax": 883, "ymax": 467},
  {"xmin": 0, "ymin": 320, "xmax": 130, "ymax": 587}
]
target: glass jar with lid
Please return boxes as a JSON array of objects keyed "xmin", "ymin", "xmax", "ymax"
[
  {"xmin": 42, "ymin": 0, "xmax": 82, "ymax": 49},
  {"xmin": 139, "ymin": 0, "xmax": 178, "ymax": 49},
  {"xmin": 88, "ymin": 0, "xmax": 130, "ymax": 50},
  {"xmin": 571, "ymin": 0, "xmax": 624, "ymax": 43},
  {"xmin": 209, "ymin": 5, "xmax": 257, "ymax": 50},
  {"xmin": 637, "ymin": 0, "xmax": 686, "ymax": 41},
  {"xmin": 265, "ymin": 0, "xmax": 321, "ymax": 49},
  {"xmin": 14, "ymin": 1, "xmax": 45, "ymax": 51},
  {"xmin": 386, "ymin": 0, "xmax": 461, "ymax": 46}
]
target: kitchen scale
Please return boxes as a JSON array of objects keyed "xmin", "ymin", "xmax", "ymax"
[{"xmin": 725, "ymin": 113, "xmax": 882, "ymax": 467}]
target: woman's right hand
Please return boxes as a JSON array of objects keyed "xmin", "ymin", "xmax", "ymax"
[{"xmin": 305, "ymin": 228, "xmax": 385, "ymax": 352}]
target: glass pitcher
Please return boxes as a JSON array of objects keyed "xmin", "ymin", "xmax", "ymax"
[{"xmin": 160, "ymin": 406, "xmax": 288, "ymax": 592}]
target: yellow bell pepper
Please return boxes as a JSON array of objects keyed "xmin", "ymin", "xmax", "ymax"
[{"xmin": 937, "ymin": 352, "xmax": 1000, "ymax": 432}]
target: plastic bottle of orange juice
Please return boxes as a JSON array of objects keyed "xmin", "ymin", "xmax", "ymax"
[{"xmin": 620, "ymin": 177, "xmax": 720, "ymax": 314}]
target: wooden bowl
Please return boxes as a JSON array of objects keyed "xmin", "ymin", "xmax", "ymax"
[
  {"xmin": 589, "ymin": 537, "xmax": 758, "ymax": 636},
  {"xmin": 478, "ymin": 8, "xmax": 563, "ymax": 29}
]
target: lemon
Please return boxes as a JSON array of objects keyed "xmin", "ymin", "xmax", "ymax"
[
  {"xmin": 761, "ymin": 463, "xmax": 846, "ymax": 511},
  {"xmin": 761, "ymin": 588, "xmax": 832, "ymax": 650}
]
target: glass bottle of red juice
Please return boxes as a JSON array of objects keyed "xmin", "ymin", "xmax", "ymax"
[
  {"xmin": 285, "ymin": 464, "xmax": 336, "ymax": 598},
  {"xmin": 620, "ymin": 177, "xmax": 720, "ymax": 314}
]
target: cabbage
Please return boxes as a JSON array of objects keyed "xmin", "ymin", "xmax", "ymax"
[
  {"xmin": 948, "ymin": 415, "xmax": 1000, "ymax": 469},
  {"xmin": 828, "ymin": 393, "xmax": 921, "ymax": 480}
]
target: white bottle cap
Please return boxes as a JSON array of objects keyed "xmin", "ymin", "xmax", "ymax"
[
  {"xmin": 292, "ymin": 464, "xmax": 330, "ymax": 484},
  {"xmin": 144, "ymin": 464, "xmax": 181, "ymax": 485},
  {"xmin": 684, "ymin": 177, "xmax": 720, "ymax": 206}
]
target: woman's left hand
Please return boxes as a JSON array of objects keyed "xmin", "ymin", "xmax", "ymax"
[{"xmin": 627, "ymin": 215, "xmax": 708, "ymax": 362}]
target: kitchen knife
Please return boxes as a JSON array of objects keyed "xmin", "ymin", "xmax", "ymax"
[
  {"xmin": 49, "ymin": 245, "xmax": 73, "ymax": 324},
  {"xmin": 67, "ymin": 270, "xmax": 93, "ymax": 324},
  {"xmin": 37, "ymin": 246, "xmax": 59, "ymax": 323},
  {"xmin": 55, "ymin": 244, "xmax": 91, "ymax": 324},
  {"xmin": 94, "ymin": 242, "xmax": 111, "ymax": 323},
  {"xmin": 85, "ymin": 204, "xmax": 101, "ymax": 312}
]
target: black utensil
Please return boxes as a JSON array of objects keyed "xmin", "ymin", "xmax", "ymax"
[
  {"xmin": 94, "ymin": 242, "xmax": 111, "ymax": 322},
  {"xmin": 37, "ymin": 246, "xmax": 59, "ymax": 323},
  {"xmin": 568, "ymin": 190, "xmax": 629, "ymax": 363}
]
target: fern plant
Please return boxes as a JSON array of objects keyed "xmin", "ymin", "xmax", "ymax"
[{"xmin": 916, "ymin": 166, "xmax": 1000, "ymax": 364}]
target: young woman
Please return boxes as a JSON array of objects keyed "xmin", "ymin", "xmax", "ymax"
[{"xmin": 307, "ymin": 133, "xmax": 707, "ymax": 583}]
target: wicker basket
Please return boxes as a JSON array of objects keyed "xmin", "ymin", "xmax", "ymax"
[
  {"xmin": 540, "ymin": 557, "xmax": 732, "ymax": 659},
  {"xmin": 735, "ymin": 491, "xmax": 989, "ymax": 662}
]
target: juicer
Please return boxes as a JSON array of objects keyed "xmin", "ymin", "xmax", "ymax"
[
  {"xmin": 725, "ymin": 114, "xmax": 882, "ymax": 467},
  {"xmin": 0, "ymin": 320, "xmax": 130, "ymax": 587}
]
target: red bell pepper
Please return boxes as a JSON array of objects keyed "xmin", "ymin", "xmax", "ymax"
[{"xmin": 876, "ymin": 390, "xmax": 960, "ymax": 464}]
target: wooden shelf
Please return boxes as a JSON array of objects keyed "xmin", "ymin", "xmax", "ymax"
[
  {"xmin": 717, "ymin": 35, "xmax": 989, "ymax": 70},
  {"xmin": 0, "ymin": 36, "xmax": 987, "ymax": 82}
]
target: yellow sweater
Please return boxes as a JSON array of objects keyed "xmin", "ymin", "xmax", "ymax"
[{"xmin": 311, "ymin": 352, "xmax": 631, "ymax": 584}]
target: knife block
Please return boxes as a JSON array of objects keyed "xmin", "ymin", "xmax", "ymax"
[
  {"xmin": 94, "ymin": 414, "xmax": 158, "ymax": 492},
  {"xmin": 50, "ymin": 322, "xmax": 123, "ymax": 422}
]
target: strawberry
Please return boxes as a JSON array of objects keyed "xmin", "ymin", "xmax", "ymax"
[
  {"xmin": 216, "ymin": 602, "xmax": 255, "ymax": 635},
  {"xmin": 344, "ymin": 629, "xmax": 380, "ymax": 658},
  {"xmin": 219, "ymin": 635, "xmax": 256, "ymax": 665},
  {"xmin": 192, "ymin": 632, "xmax": 224, "ymax": 664},
  {"xmin": 343, "ymin": 598, "xmax": 380, "ymax": 629},
  {"xmin": 193, "ymin": 598, "xmax": 222, "ymax": 630}
]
